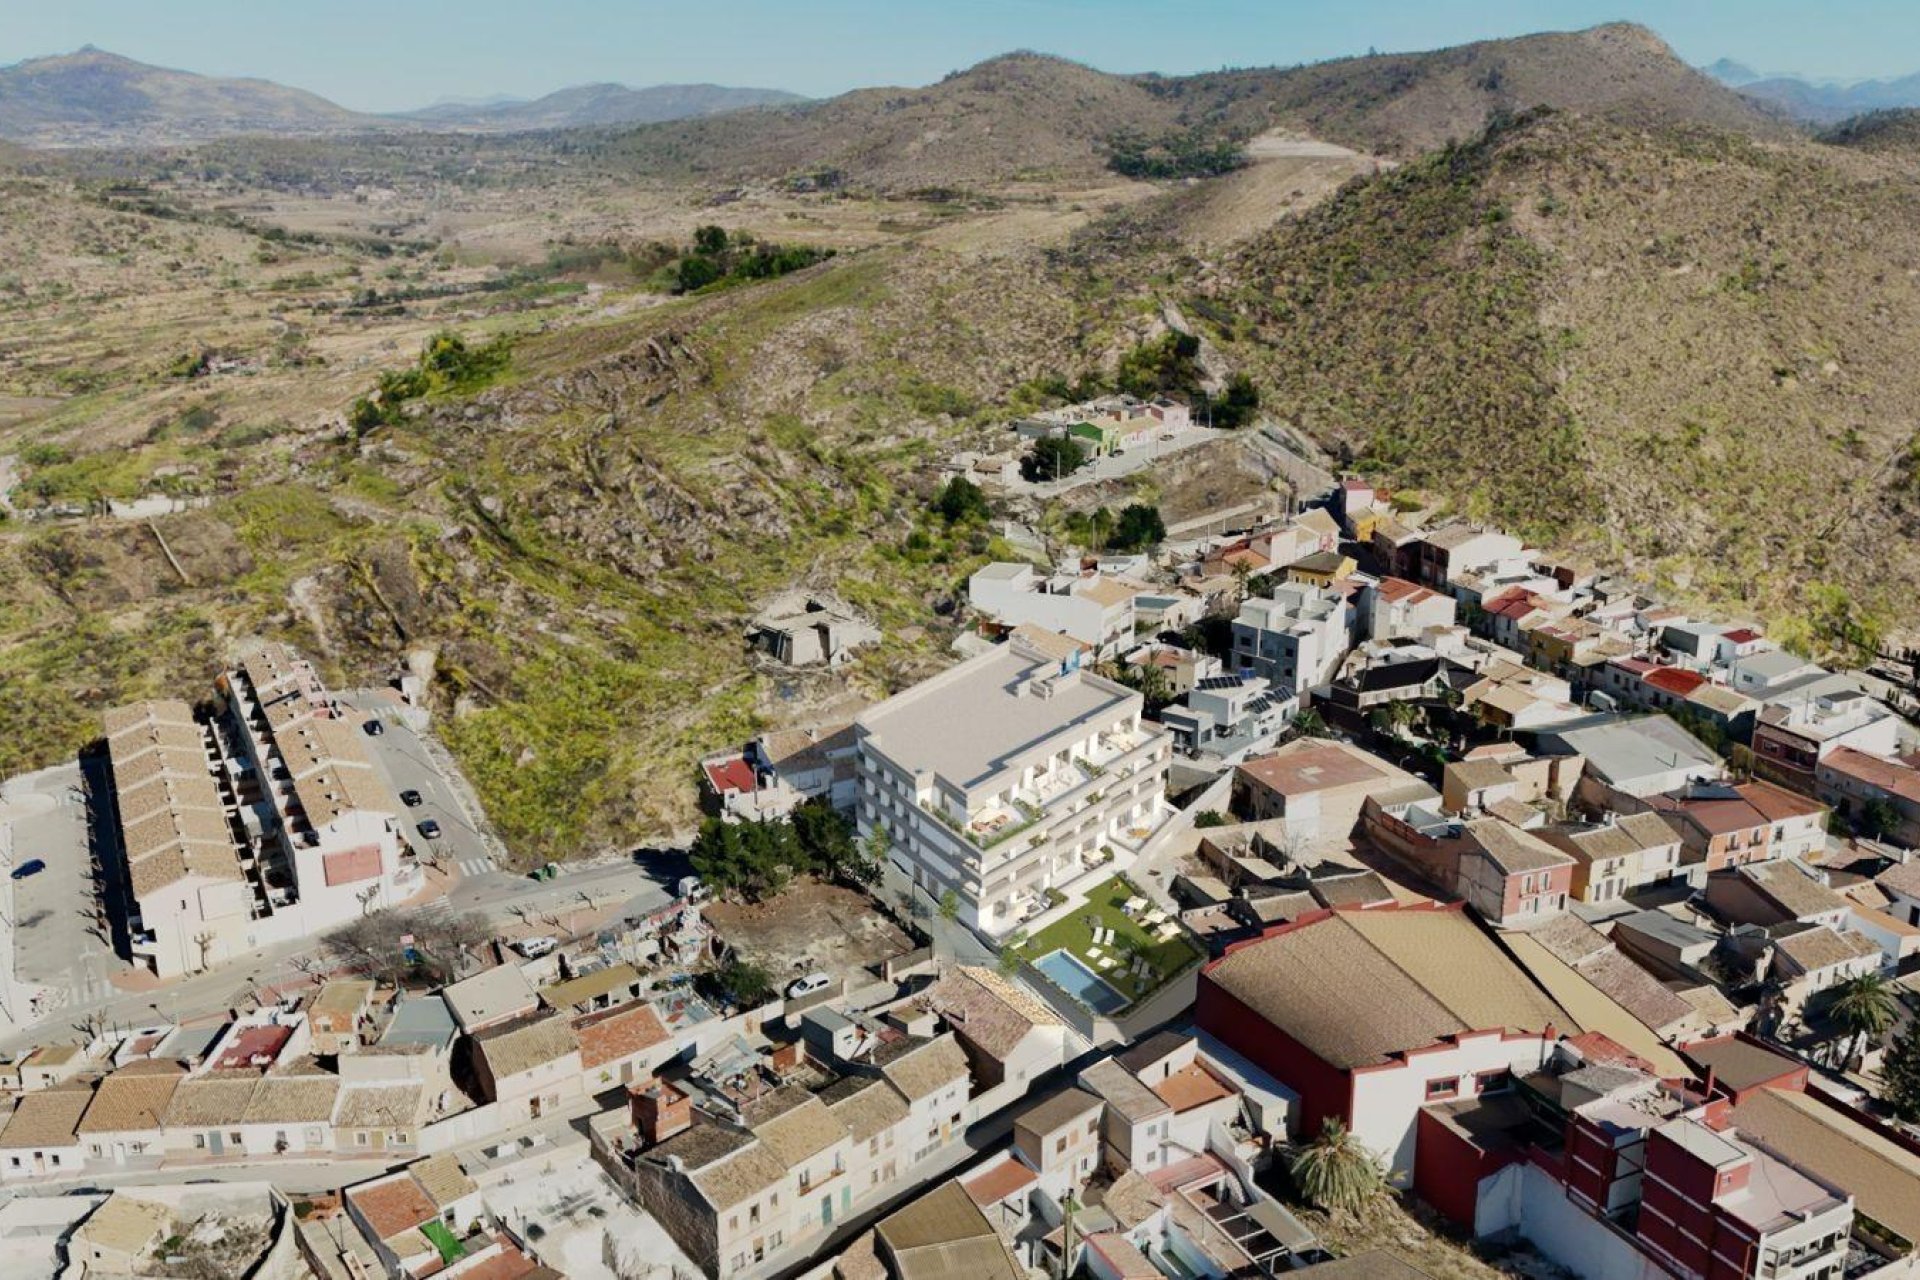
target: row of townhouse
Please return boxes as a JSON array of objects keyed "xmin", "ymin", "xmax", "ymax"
[
  {"xmin": 834, "ymin": 1029, "xmax": 1325, "ymax": 1280},
  {"xmin": 102, "ymin": 643, "xmax": 418, "ymax": 980},
  {"xmin": 589, "ymin": 964, "xmax": 1069, "ymax": 1280}
]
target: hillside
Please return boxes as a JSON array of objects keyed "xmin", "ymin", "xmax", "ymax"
[
  {"xmin": 1153, "ymin": 22, "xmax": 1787, "ymax": 155},
  {"xmin": 0, "ymin": 47, "xmax": 376, "ymax": 146},
  {"xmin": 398, "ymin": 82, "xmax": 806, "ymax": 130},
  {"xmin": 1724, "ymin": 70, "xmax": 1920, "ymax": 125},
  {"xmin": 1215, "ymin": 108, "xmax": 1920, "ymax": 653},
  {"xmin": 1822, "ymin": 108, "xmax": 1920, "ymax": 154},
  {"xmin": 583, "ymin": 24, "xmax": 1783, "ymax": 191}
]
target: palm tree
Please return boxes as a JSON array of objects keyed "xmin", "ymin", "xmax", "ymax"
[
  {"xmin": 1828, "ymin": 972, "xmax": 1898, "ymax": 1069},
  {"xmin": 1288, "ymin": 1118, "xmax": 1388, "ymax": 1217}
]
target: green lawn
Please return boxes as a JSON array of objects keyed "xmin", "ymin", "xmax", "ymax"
[{"xmin": 1015, "ymin": 875, "xmax": 1202, "ymax": 1007}]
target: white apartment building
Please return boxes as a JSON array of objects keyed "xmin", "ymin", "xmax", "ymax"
[
  {"xmin": 968, "ymin": 563, "xmax": 1138, "ymax": 657},
  {"xmin": 854, "ymin": 637, "xmax": 1172, "ymax": 937},
  {"xmin": 1230, "ymin": 584, "xmax": 1349, "ymax": 693}
]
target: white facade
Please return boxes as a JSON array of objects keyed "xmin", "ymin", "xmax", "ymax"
[
  {"xmin": 1231, "ymin": 584, "xmax": 1349, "ymax": 692},
  {"xmin": 969, "ymin": 564, "xmax": 1138, "ymax": 657},
  {"xmin": 855, "ymin": 638, "xmax": 1171, "ymax": 937},
  {"xmin": 1347, "ymin": 1031, "xmax": 1558, "ymax": 1187}
]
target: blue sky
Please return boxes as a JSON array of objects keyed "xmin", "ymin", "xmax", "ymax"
[{"xmin": 4, "ymin": 0, "xmax": 1917, "ymax": 113}]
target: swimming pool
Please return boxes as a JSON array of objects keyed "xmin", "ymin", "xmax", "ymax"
[{"xmin": 1032, "ymin": 948, "xmax": 1130, "ymax": 1015}]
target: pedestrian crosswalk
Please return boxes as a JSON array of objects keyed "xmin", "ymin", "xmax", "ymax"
[{"xmin": 455, "ymin": 856, "xmax": 493, "ymax": 878}]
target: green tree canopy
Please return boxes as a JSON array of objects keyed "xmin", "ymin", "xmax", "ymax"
[
  {"xmin": 933, "ymin": 476, "xmax": 991, "ymax": 524},
  {"xmin": 1109, "ymin": 503, "xmax": 1166, "ymax": 552},
  {"xmin": 1021, "ymin": 437, "xmax": 1088, "ymax": 483},
  {"xmin": 1288, "ymin": 1118, "xmax": 1388, "ymax": 1217}
]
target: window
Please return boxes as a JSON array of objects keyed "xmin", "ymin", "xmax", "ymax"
[
  {"xmin": 1425, "ymin": 1076, "xmax": 1460, "ymax": 1100},
  {"xmin": 193, "ymin": 1135, "xmax": 206, "ymax": 1150},
  {"xmin": 749, "ymin": 1205, "xmax": 760, "ymax": 1226},
  {"xmin": 1086, "ymin": 1118, "xmax": 1098, "ymax": 1135},
  {"xmin": 1475, "ymin": 1068, "xmax": 1513, "ymax": 1094},
  {"xmin": 729, "ymin": 1216, "xmax": 738, "ymax": 1232},
  {"xmin": 228, "ymin": 1132, "xmax": 241, "ymax": 1145},
  {"xmin": 1055, "ymin": 1135, "xmax": 1068, "ymax": 1154},
  {"xmin": 356, "ymin": 1132, "xmax": 370, "ymax": 1147}
]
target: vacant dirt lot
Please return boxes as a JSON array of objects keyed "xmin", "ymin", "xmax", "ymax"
[{"xmin": 705, "ymin": 879, "xmax": 914, "ymax": 988}]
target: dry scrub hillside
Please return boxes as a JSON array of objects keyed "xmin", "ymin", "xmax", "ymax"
[{"xmin": 1218, "ymin": 108, "xmax": 1920, "ymax": 655}]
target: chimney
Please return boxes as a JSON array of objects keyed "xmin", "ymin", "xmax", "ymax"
[{"xmin": 630, "ymin": 1077, "xmax": 692, "ymax": 1147}]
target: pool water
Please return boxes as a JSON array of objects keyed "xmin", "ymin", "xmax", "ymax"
[{"xmin": 1032, "ymin": 948, "xmax": 1130, "ymax": 1015}]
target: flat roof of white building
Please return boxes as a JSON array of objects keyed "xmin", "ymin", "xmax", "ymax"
[{"xmin": 857, "ymin": 644, "xmax": 1139, "ymax": 790}]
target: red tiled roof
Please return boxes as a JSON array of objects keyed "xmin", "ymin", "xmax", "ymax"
[
  {"xmin": 1610, "ymin": 657, "xmax": 1658, "ymax": 676},
  {"xmin": 1376, "ymin": 576, "xmax": 1426, "ymax": 602},
  {"xmin": 212, "ymin": 1025, "xmax": 292, "ymax": 1070},
  {"xmin": 1742, "ymin": 778, "xmax": 1827, "ymax": 823},
  {"xmin": 1485, "ymin": 590, "xmax": 1544, "ymax": 621},
  {"xmin": 964, "ymin": 1159, "xmax": 1038, "ymax": 1206},
  {"xmin": 323, "ymin": 846, "xmax": 383, "ymax": 887},
  {"xmin": 1563, "ymin": 1031, "xmax": 1656, "ymax": 1074},
  {"xmin": 1643, "ymin": 668, "xmax": 1708, "ymax": 698},
  {"xmin": 1824, "ymin": 748, "xmax": 1920, "ymax": 805},
  {"xmin": 573, "ymin": 1000, "xmax": 669, "ymax": 1070},
  {"xmin": 1722, "ymin": 628, "xmax": 1762, "ymax": 645},
  {"xmin": 349, "ymin": 1173, "xmax": 436, "ymax": 1240},
  {"xmin": 702, "ymin": 757, "xmax": 756, "ymax": 795}
]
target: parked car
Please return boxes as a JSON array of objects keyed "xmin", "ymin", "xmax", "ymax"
[
  {"xmin": 515, "ymin": 936, "xmax": 557, "ymax": 959},
  {"xmin": 416, "ymin": 819, "xmax": 443, "ymax": 840},
  {"xmin": 786, "ymin": 971, "xmax": 833, "ymax": 1000},
  {"xmin": 363, "ymin": 719, "xmax": 385, "ymax": 736},
  {"xmin": 10, "ymin": 859, "xmax": 45, "ymax": 880},
  {"xmin": 399, "ymin": 789, "xmax": 424, "ymax": 807}
]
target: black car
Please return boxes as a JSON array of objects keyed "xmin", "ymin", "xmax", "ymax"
[
  {"xmin": 417, "ymin": 819, "xmax": 443, "ymax": 840},
  {"xmin": 400, "ymin": 789, "xmax": 424, "ymax": 807},
  {"xmin": 363, "ymin": 719, "xmax": 385, "ymax": 736},
  {"xmin": 10, "ymin": 859, "xmax": 45, "ymax": 880}
]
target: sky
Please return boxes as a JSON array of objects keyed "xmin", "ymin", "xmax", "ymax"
[{"xmin": 3, "ymin": 0, "xmax": 1918, "ymax": 113}]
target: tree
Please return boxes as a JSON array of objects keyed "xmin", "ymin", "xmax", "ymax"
[
  {"xmin": 676, "ymin": 254, "xmax": 722, "ymax": 292},
  {"xmin": 1021, "ymin": 437, "xmax": 1088, "ymax": 483},
  {"xmin": 1193, "ymin": 810, "xmax": 1229, "ymax": 829},
  {"xmin": 689, "ymin": 817, "xmax": 800, "ymax": 903},
  {"xmin": 1859, "ymin": 797, "xmax": 1903, "ymax": 842},
  {"xmin": 1288, "ymin": 1118, "xmax": 1388, "ymax": 1217},
  {"xmin": 1292, "ymin": 708, "xmax": 1329, "ymax": 739},
  {"xmin": 1108, "ymin": 504, "xmax": 1166, "ymax": 552},
  {"xmin": 1207, "ymin": 373, "xmax": 1261, "ymax": 429},
  {"xmin": 1881, "ymin": 1020, "xmax": 1920, "ymax": 1122},
  {"xmin": 1827, "ymin": 972, "xmax": 1897, "ymax": 1068},
  {"xmin": 997, "ymin": 930, "xmax": 1029, "ymax": 977},
  {"xmin": 693, "ymin": 225, "xmax": 729, "ymax": 256},
  {"xmin": 937, "ymin": 888, "xmax": 961, "ymax": 922},
  {"xmin": 714, "ymin": 954, "xmax": 774, "ymax": 1008},
  {"xmin": 933, "ymin": 476, "xmax": 991, "ymax": 524}
]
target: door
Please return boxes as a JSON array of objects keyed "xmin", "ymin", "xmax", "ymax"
[
  {"xmin": 822, "ymin": 1195, "xmax": 832, "ymax": 1228},
  {"xmin": 208, "ymin": 1132, "xmax": 223, "ymax": 1155}
]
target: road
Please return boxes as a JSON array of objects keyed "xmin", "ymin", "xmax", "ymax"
[
  {"xmin": 337, "ymin": 690, "xmax": 503, "ymax": 880},
  {"xmin": 0, "ymin": 855, "xmax": 683, "ymax": 1057}
]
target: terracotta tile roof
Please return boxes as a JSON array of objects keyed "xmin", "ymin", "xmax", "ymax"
[
  {"xmin": 572, "ymin": 1000, "xmax": 668, "ymax": 1070},
  {"xmin": 1204, "ymin": 904, "xmax": 1576, "ymax": 1070},
  {"xmin": 876, "ymin": 1181, "xmax": 1024, "ymax": 1280},
  {"xmin": 1463, "ymin": 818, "xmax": 1574, "ymax": 875},
  {"xmin": 751, "ymin": 1095, "xmax": 847, "ymax": 1166},
  {"xmin": 242, "ymin": 1074, "xmax": 340, "ymax": 1124},
  {"xmin": 1079, "ymin": 1058, "xmax": 1170, "ymax": 1124},
  {"xmin": 825, "ymin": 1077, "xmax": 910, "ymax": 1143},
  {"xmin": 335, "ymin": 1082, "xmax": 425, "ymax": 1130},
  {"xmin": 1772, "ymin": 925, "xmax": 1879, "ymax": 974},
  {"xmin": 474, "ymin": 1013, "xmax": 579, "ymax": 1080},
  {"xmin": 78, "ymin": 1062, "xmax": 186, "ymax": 1134},
  {"xmin": 691, "ymin": 1141, "xmax": 789, "ymax": 1211},
  {"xmin": 963, "ymin": 1158, "xmax": 1038, "ymax": 1207},
  {"xmin": 1152, "ymin": 1062, "xmax": 1233, "ymax": 1113},
  {"xmin": 162, "ymin": 1072, "xmax": 260, "ymax": 1128},
  {"xmin": 0, "ymin": 1085, "xmax": 91, "ymax": 1149},
  {"xmin": 702, "ymin": 757, "xmax": 756, "ymax": 795},
  {"xmin": 1642, "ymin": 667, "xmax": 1707, "ymax": 698},
  {"xmin": 1735, "ymin": 861, "xmax": 1848, "ymax": 920},
  {"xmin": 1825, "ymin": 747, "xmax": 1920, "ymax": 805},
  {"xmin": 411, "ymin": 1153, "xmax": 478, "ymax": 1208},
  {"xmin": 1235, "ymin": 740, "xmax": 1389, "ymax": 798},
  {"xmin": 879, "ymin": 1035, "xmax": 970, "ymax": 1102},
  {"xmin": 922, "ymin": 966, "xmax": 1061, "ymax": 1061},
  {"xmin": 1097, "ymin": 1169, "xmax": 1165, "ymax": 1229},
  {"xmin": 1013, "ymin": 1086, "xmax": 1101, "ymax": 1138},
  {"xmin": 349, "ymin": 1171, "xmax": 436, "ymax": 1241}
]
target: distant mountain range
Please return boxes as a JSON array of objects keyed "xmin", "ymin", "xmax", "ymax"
[
  {"xmin": 0, "ymin": 47, "xmax": 804, "ymax": 146},
  {"xmin": 1701, "ymin": 56, "xmax": 1920, "ymax": 123}
]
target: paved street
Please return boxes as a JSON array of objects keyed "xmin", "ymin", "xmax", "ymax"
[
  {"xmin": 337, "ymin": 690, "xmax": 502, "ymax": 879},
  {"xmin": 1, "ymin": 764, "xmax": 121, "ymax": 1020}
]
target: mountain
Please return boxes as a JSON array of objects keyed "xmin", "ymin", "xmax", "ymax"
[
  {"xmin": 590, "ymin": 24, "xmax": 1785, "ymax": 192},
  {"xmin": 1701, "ymin": 58, "xmax": 1765, "ymax": 87},
  {"xmin": 0, "ymin": 47, "xmax": 376, "ymax": 145},
  {"xmin": 1213, "ymin": 107, "xmax": 1920, "ymax": 651},
  {"xmin": 1704, "ymin": 62, "xmax": 1920, "ymax": 124},
  {"xmin": 397, "ymin": 82, "xmax": 805, "ymax": 130}
]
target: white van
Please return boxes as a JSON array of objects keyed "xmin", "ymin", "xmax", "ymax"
[
  {"xmin": 515, "ymin": 935, "xmax": 558, "ymax": 959},
  {"xmin": 786, "ymin": 972, "xmax": 832, "ymax": 1000}
]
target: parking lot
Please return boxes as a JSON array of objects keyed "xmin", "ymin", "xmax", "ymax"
[
  {"xmin": 1, "ymin": 762, "xmax": 135, "ymax": 1019},
  {"xmin": 337, "ymin": 690, "xmax": 503, "ymax": 880}
]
